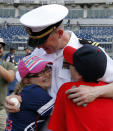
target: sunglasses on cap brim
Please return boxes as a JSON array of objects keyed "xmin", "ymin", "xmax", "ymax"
[{"xmin": 26, "ymin": 66, "xmax": 52, "ymax": 78}]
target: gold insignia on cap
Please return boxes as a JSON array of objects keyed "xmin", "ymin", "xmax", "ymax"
[{"xmin": 30, "ymin": 26, "xmax": 56, "ymax": 39}]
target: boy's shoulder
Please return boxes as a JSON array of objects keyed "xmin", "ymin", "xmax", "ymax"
[{"xmin": 59, "ymin": 82, "xmax": 75, "ymax": 93}]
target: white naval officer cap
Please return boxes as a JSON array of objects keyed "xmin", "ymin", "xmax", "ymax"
[{"xmin": 20, "ymin": 4, "xmax": 68, "ymax": 47}]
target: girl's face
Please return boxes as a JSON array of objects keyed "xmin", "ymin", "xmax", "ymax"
[
  {"xmin": 28, "ymin": 66, "xmax": 52, "ymax": 90},
  {"xmin": 70, "ymin": 65, "xmax": 82, "ymax": 81}
]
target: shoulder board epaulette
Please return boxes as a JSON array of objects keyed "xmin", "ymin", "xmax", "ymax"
[{"xmin": 79, "ymin": 38, "xmax": 100, "ymax": 47}]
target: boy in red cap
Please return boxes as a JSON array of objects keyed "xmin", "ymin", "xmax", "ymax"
[{"xmin": 48, "ymin": 44, "xmax": 113, "ymax": 131}]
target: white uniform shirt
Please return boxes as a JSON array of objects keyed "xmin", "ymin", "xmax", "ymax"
[
  {"xmin": 31, "ymin": 31, "xmax": 80, "ymax": 98},
  {"xmin": 31, "ymin": 31, "xmax": 113, "ymax": 99}
]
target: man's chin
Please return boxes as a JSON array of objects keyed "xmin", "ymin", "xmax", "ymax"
[{"xmin": 45, "ymin": 50, "xmax": 53, "ymax": 54}]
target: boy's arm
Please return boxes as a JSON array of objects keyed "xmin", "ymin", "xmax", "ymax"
[{"xmin": 65, "ymin": 83, "xmax": 113, "ymax": 106}]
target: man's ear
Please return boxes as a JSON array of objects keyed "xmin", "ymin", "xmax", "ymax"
[{"xmin": 58, "ymin": 29, "xmax": 63, "ymax": 38}]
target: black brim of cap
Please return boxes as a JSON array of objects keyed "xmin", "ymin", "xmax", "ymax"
[
  {"xmin": 0, "ymin": 42, "xmax": 5, "ymax": 47},
  {"xmin": 28, "ymin": 33, "xmax": 50, "ymax": 47},
  {"xmin": 27, "ymin": 20, "xmax": 63, "ymax": 47}
]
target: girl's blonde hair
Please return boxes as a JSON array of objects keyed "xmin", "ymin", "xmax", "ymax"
[{"xmin": 14, "ymin": 80, "xmax": 26, "ymax": 95}]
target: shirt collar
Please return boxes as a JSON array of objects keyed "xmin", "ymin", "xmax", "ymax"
[{"xmin": 66, "ymin": 31, "xmax": 83, "ymax": 49}]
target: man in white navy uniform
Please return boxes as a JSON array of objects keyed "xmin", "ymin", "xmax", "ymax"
[{"xmin": 5, "ymin": 3, "xmax": 113, "ymax": 124}]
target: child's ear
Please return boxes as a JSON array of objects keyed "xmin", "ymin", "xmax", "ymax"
[{"xmin": 79, "ymin": 75, "xmax": 83, "ymax": 81}]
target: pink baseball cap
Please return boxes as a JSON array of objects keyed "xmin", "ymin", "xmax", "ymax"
[{"xmin": 17, "ymin": 55, "xmax": 52, "ymax": 80}]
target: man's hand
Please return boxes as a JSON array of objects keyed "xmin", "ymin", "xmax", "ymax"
[
  {"xmin": 65, "ymin": 85, "xmax": 99, "ymax": 106},
  {"xmin": 4, "ymin": 94, "xmax": 22, "ymax": 113}
]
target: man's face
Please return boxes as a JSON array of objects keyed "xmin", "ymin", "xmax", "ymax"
[
  {"xmin": 37, "ymin": 32, "xmax": 61, "ymax": 54},
  {"xmin": 0, "ymin": 46, "xmax": 4, "ymax": 57},
  {"xmin": 13, "ymin": 49, "xmax": 16, "ymax": 54},
  {"xmin": 11, "ymin": 49, "xmax": 16, "ymax": 54}
]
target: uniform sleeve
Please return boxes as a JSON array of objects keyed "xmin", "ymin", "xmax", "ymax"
[
  {"xmin": 48, "ymin": 85, "xmax": 67, "ymax": 131},
  {"xmin": 21, "ymin": 86, "xmax": 54, "ymax": 117},
  {"xmin": 99, "ymin": 47, "xmax": 113, "ymax": 83}
]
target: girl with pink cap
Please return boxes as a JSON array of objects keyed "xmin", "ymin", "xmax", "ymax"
[{"xmin": 5, "ymin": 55, "xmax": 54, "ymax": 131}]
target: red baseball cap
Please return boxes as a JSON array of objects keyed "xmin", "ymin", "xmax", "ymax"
[
  {"xmin": 63, "ymin": 46, "xmax": 77, "ymax": 65},
  {"xmin": 63, "ymin": 44, "xmax": 107, "ymax": 82}
]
